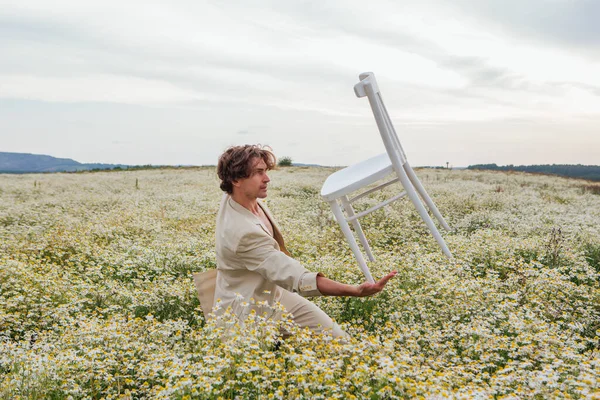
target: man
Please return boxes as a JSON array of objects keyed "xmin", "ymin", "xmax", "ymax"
[{"xmin": 213, "ymin": 144, "xmax": 396, "ymax": 338}]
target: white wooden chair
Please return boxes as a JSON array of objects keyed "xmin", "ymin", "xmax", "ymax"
[{"xmin": 320, "ymin": 72, "xmax": 452, "ymax": 283}]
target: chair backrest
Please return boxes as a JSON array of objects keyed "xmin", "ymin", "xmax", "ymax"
[{"xmin": 354, "ymin": 72, "xmax": 407, "ymax": 166}]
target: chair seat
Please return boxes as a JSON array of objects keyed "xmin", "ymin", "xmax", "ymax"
[{"xmin": 321, "ymin": 153, "xmax": 394, "ymax": 201}]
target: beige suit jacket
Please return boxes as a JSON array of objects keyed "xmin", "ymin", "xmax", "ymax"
[{"xmin": 211, "ymin": 194, "xmax": 322, "ymax": 317}]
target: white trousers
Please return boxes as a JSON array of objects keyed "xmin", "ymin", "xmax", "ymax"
[{"xmin": 278, "ymin": 290, "xmax": 348, "ymax": 338}]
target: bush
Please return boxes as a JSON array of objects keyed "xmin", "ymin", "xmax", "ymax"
[{"xmin": 278, "ymin": 156, "xmax": 292, "ymax": 167}]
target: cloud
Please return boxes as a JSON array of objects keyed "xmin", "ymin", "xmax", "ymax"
[
  {"xmin": 0, "ymin": 0, "xmax": 599, "ymax": 166},
  {"xmin": 0, "ymin": 74, "xmax": 202, "ymax": 104},
  {"xmin": 449, "ymin": 0, "xmax": 600, "ymax": 51}
]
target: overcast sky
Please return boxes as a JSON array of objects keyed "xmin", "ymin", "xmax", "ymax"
[{"xmin": 1, "ymin": 0, "xmax": 599, "ymax": 167}]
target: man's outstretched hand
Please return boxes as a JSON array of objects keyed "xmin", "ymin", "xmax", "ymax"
[
  {"xmin": 355, "ymin": 271, "xmax": 397, "ymax": 297},
  {"xmin": 315, "ymin": 270, "xmax": 397, "ymax": 297}
]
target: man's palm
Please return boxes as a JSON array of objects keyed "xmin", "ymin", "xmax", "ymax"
[{"xmin": 356, "ymin": 271, "xmax": 397, "ymax": 297}]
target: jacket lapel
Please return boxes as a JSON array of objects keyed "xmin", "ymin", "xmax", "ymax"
[
  {"xmin": 226, "ymin": 196, "xmax": 290, "ymax": 255},
  {"xmin": 258, "ymin": 201, "xmax": 291, "ymax": 256}
]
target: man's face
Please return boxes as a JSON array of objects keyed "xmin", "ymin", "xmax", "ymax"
[{"xmin": 233, "ymin": 157, "xmax": 270, "ymax": 199}]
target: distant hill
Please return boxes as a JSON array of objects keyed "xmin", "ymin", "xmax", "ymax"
[
  {"xmin": 0, "ymin": 152, "xmax": 129, "ymax": 173},
  {"xmin": 467, "ymin": 163, "xmax": 600, "ymax": 182},
  {"xmin": 289, "ymin": 163, "xmax": 323, "ymax": 167}
]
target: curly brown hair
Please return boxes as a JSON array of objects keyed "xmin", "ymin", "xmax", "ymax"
[{"xmin": 217, "ymin": 145, "xmax": 276, "ymax": 194}]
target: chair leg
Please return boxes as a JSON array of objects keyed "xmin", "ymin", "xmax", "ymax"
[
  {"xmin": 404, "ymin": 162, "xmax": 452, "ymax": 231},
  {"xmin": 328, "ymin": 200, "xmax": 375, "ymax": 283},
  {"xmin": 340, "ymin": 195, "xmax": 375, "ymax": 262},
  {"xmin": 393, "ymin": 163, "xmax": 453, "ymax": 258}
]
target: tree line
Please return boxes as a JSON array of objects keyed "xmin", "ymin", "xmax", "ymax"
[{"xmin": 467, "ymin": 164, "xmax": 600, "ymax": 182}]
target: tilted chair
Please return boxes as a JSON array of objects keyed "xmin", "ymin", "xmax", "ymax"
[{"xmin": 320, "ymin": 72, "xmax": 452, "ymax": 283}]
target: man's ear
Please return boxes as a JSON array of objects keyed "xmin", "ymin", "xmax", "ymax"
[{"xmin": 232, "ymin": 180, "xmax": 241, "ymax": 188}]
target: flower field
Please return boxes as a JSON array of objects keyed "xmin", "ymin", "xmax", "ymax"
[{"xmin": 1, "ymin": 166, "xmax": 599, "ymax": 399}]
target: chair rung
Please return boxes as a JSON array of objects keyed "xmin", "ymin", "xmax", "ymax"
[
  {"xmin": 348, "ymin": 178, "xmax": 399, "ymax": 203},
  {"xmin": 347, "ymin": 191, "xmax": 407, "ymax": 221}
]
